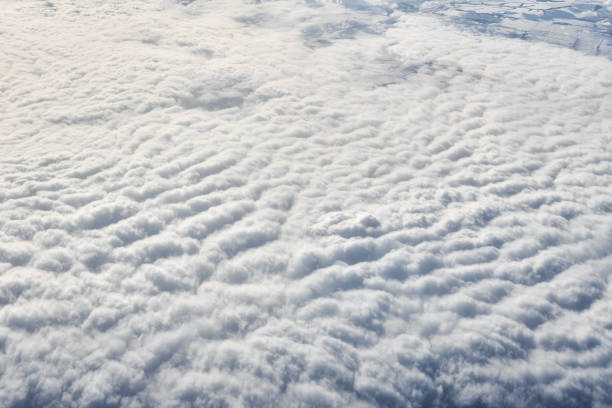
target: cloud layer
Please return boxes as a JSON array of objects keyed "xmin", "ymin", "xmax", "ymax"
[{"xmin": 1, "ymin": 0, "xmax": 612, "ymax": 407}]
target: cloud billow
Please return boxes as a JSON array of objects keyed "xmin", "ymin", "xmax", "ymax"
[{"xmin": 1, "ymin": 0, "xmax": 611, "ymax": 407}]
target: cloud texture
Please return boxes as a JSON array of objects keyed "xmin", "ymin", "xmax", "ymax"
[{"xmin": 1, "ymin": 0, "xmax": 612, "ymax": 407}]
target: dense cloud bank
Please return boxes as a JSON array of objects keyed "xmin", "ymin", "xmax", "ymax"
[{"xmin": 1, "ymin": 0, "xmax": 612, "ymax": 407}]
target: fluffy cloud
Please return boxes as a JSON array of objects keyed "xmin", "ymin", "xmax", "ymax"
[{"xmin": 1, "ymin": 0, "xmax": 612, "ymax": 407}]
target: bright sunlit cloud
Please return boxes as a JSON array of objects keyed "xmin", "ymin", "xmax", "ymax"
[{"xmin": 1, "ymin": 0, "xmax": 611, "ymax": 406}]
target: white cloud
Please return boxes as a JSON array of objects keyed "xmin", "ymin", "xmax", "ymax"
[{"xmin": 1, "ymin": 0, "xmax": 612, "ymax": 406}]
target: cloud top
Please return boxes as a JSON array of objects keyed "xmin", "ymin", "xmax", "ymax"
[{"xmin": 1, "ymin": 0, "xmax": 611, "ymax": 407}]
